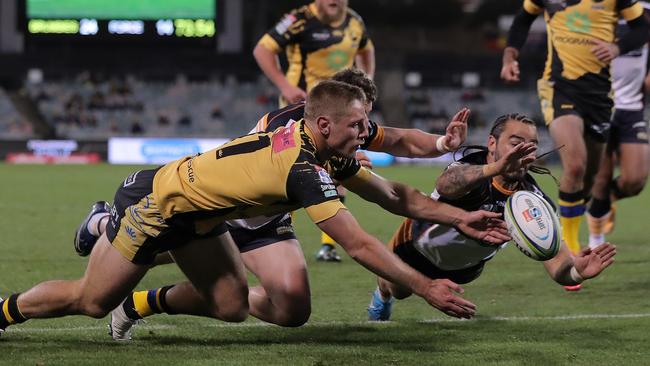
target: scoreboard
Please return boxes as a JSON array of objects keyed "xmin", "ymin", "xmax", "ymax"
[{"xmin": 24, "ymin": 0, "xmax": 218, "ymax": 46}]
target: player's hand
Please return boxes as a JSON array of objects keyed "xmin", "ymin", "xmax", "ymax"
[
  {"xmin": 456, "ymin": 210, "xmax": 511, "ymax": 244},
  {"xmin": 355, "ymin": 151, "xmax": 373, "ymax": 169},
  {"xmin": 495, "ymin": 142, "xmax": 537, "ymax": 176},
  {"xmin": 591, "ymin": 39, "xmax": 620, "ymax": 63},
  {"xmin": 500, "ymin": 60, "xmax": 521, "ymax": 83},
  {"xmin": 442, "ymin": 107, "xmax": 470, "ymax": 152},
  {"xmin": 421, "ymin": 279, "xmax": 476, "ymax": 319},
  {"xmin": 281, "ymin": 85, "xmax": 307, "ymax": 104},
  {"xmin": 574, "ymin": 242, "xmax": 617, "ymax": 279}
]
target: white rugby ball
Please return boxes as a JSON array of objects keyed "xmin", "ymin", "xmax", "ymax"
[{"xmin": 505, "ymin": 190, "xmax": 561, "ymax": 261}]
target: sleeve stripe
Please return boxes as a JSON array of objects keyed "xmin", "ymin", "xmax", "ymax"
[
  {"xmin": 620, "ymin": 3, "xmax": 644, "ymax": 21},
  {"xmin": 523, "ymin": 0, "xmax": 544, "ymax": 15},
  {"xmin": 257, "ymin": 34, "xmax": 282, "ymax": 53}
]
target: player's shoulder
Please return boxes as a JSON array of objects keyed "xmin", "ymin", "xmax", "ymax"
[
  {"xmin": 265, "ymin": 103, "xmax": 306, "ymax": 132},
  {"xmin": 346, "ymin": 7, "xmax": 366, "ymax": 23}
]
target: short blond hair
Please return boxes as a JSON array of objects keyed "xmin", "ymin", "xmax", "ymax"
[{"xmin": 304, "ymin": 80, "xmax": 366, "ymax": 121}]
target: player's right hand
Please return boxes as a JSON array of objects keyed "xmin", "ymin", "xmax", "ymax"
[
  {"xmin": 422, "ymin": 279, "xmax": 476, "ymax": 319},
  {"xmin": 500, "ymin": 60, "xmax": 521, "ymax": 83},
  {"xmin": 281, "ymin": 85, "xmax": 307, "ymax": 104},
  {"xmin": 497, "ymin": 142, "xmax": 537, "ymax": 175}
]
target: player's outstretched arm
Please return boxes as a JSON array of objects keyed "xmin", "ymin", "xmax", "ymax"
[
  {"xmin": 543, "ymin": 242, "xmax": 617, "ymax": 286},
  {"xmin": 436, "ymin": 142, "xmax": 537, "ymax": 199},
  {"xmin": 318, "ymin": 209, "xmax": 476, "ymax": 319},
  {"xmin": 375, "ymin": 108, "xmax": 469, "ymax": 158},
  {"xmin": 342, "ymin": 170, "xmax": 510, "ymax": 244}
]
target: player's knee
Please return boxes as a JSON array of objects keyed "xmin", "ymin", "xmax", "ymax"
[
  {"xmin": 564, "ymin": 161, "xmax": 586, "ymax": 182},
  {"xmin": 276, "ymin": 292, "xmax": 311, "ymax": 327},
  {"xmin": 618, "ymin": 177, "xmax": 647, "ymax": 197},
  {"xmin": 79, "ymin": 300, "xmax": 113, "ymax": 318},
  {"xmin": 210, "ymin": 286, "xmax": 249, "ymax": 322}
]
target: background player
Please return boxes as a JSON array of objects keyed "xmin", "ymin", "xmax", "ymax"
[
  {"xmin": 500, "ymin": 0, "xmax": 647, "ymax": 291},
  {"xmin": 253, "ymin": 0, "xmax": 375, "ymax": 261},
  {"xmin": 368, "ymin": 114, "xmax": 617, "ymax": 320},
  {"xmin": 588, "ymin": 2, "xmax": 650, "ymax": 247}
]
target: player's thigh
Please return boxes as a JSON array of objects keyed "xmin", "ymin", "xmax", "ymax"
[
  {"xmin": 549, "ymin": 114, "xmax": 588, "ymax": 166},
  {"xmin": 619, "ymin": 143, "xmax": 650, "ymax": 186},
  {"xmin": 78, "ymin": 234, "xmax": 149, "ymax": 310},
  {"xmin": 170, "ymin": 230, "xmax": 248, "ymax": 302},
  {"xmin": 242, "ymin": 239, "xmax": 310, "ymax": 300}
]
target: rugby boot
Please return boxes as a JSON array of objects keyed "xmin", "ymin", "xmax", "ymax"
[
  {"xmin": 367, "ymin": 288, "xmax": 393, "ymax": 321},
  {"xmin": 315, "ymin": 244, "xmax": 342, "ymax": 262},
  {"xmin": 74, "ymin": 201, "xmax": 111, "ymax": 256},
  {"xmin": 109, "ymin": 300, "xmax": 142, "ymax": 341}
]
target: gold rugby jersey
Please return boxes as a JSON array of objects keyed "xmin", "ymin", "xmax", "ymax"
[
  {"xmin": 152, "ymin": 120, "xmax": 371, "ymax": 234},
  {"xmin": 524, "ymin": 0, "xmax": 643, "ymax": 92},
  {"xmin": 257, "ymin": 3, "xmax": 373, "ymax": 93}
]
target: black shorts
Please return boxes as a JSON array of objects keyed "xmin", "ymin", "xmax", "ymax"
[
  {"xmin": 106, "ymin": 168, "xmax": 228, "ymax": 265},
  {"xmin": 610, "ymin": 109, "xmax": 649, "ymax": 145},
  {"xmin": 392, "ymin": 242, "xmax": 485, "ymax": 285},
  {"xmin": 538, "ymin": 80, "xmax": 613, "ymax": 142},
  {"xmin": 228, "ymin": 215, "xmax": 297, "ymax": 253}
]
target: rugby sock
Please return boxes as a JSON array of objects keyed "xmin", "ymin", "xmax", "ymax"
[
  {"xmin": 126, "ymin": 285, "xmax": 176, "ymax": 319},
  {"xmin": 321, "ymin": 196, "xmax": 344, "ymax": 246},
  {"xmin": 587, "ymin": 197, "xmax": 611, "ymax": 249},
  {"xmin": 559, "ymin": 190, "xmax": 585, "ymax": 255},
  {"xmin": 87, "ymin": 213, "xmax": 110, "ymax": 237},
  {"xmin": 0, "ymin": 294, "xmax": 28, "ymax": 330}
]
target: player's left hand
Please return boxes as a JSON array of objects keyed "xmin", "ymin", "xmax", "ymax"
[
  {"xmin": 574, "ymin": 242, "xmax": 617, "ymax": 279},
  {"xmin": 591, "ymin": 39, "xmax": 620, "ymax": 63},
  {"xmin": 442, "ymin": 107, "xmax": 470, "ymax": 152},
  {"xmin": 456, "ymin": 210, "xmax": 511, "ymax": 245},
  {"xmin": 355, "ymin": 151, "xmax": 373, "ymax": 169}
]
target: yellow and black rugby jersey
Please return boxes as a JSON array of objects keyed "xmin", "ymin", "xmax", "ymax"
[
  {"xmin": 257, "ymin": 3, "xmax": 373, "ymax": 93},
  {"xmin": 252, "ymin": 101, "xmax": 385, "ymax": 151},
  {"xmin": 152, "ymin": 120, "xmax": 369, "ymax": 234},
  {"xmin": 524, "ymin": 0, "xmax": 643, "ymax": 92}
]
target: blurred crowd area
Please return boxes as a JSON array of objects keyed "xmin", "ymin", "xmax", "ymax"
[{"xmin": 1, "ymin": 70, "xmax": 557, "ymax": 152}]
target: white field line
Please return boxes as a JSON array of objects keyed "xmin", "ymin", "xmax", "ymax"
[{"xmin": 6, "ymin": 312, "xmax": 650, "ymax": 334}]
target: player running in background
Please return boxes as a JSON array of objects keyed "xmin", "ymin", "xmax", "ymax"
[
  {"xmin": 588, "ymin": 2, "xmax": 650, "ymax": 247},
  {"xmin": 501, "ymin": 0, "xmax": 648, "ymax": 291},
  {"xmin": 368, "ymin": 114, "xmax": 617, "ymax": 321},
  {"xmin": 253, "ymin": 0, "xmax": 375, "ymax": 261}
]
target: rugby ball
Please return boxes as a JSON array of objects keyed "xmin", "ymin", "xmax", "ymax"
[{"xmin": 505, "ymin": 190, "xmax": 561, "ymax": 261}]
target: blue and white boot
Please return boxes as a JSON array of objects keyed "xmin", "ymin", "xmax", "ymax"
[{"xmin": 367, "ymin": 288, "xmax": 394, "ymax": 321}]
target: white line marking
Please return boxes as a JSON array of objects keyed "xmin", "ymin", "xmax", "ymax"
[{"xmin": 6, "ymin": 313, "xmax": 650, "ymax": 334}]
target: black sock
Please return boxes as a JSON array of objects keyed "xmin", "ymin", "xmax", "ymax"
[
  {"xmin": 588, "ymin": 197, "xmax": 611, "ymax": 218},
  {"xmin": 0, "ymin": 294, "xmax": 27, "ymax": 329}
]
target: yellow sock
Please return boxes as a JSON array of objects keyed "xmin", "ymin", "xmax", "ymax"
[
  {"xmin": 321, "ymin": 231, "xmax": 337, "ymax": 246},
  {"xmin": 560, "ymin": 215, "xmax": 583, "ymax": 254},
  {"xmin": 559, "ymin": 194, "xmax": 586, "ymax": 255},
  {"xmin": 127, "ymin": 285, "xmax": 175, "ymax": 319}
]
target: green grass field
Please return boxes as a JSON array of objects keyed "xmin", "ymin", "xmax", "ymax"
[
  {"xmin": 27, "ymin": 0, "xmax": 215, "ymax": 20},
  {"xmin": 1, "ymin": 164, "xmax": 649, "ymax": 365}
]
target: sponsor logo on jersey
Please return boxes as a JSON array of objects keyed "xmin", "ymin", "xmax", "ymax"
[
  {"xmin": 275, "ymin": 14, "xmax": 297, "ymax": 34},
  {"xmin": 566, "ymin": 10, "xmax": 591, "ymax": 34},
  {"xmin": 318, "ymin": 169, "xmax": 334, "ymax": 184},
  {"xmin": 123, "ymin": 170, "xmax": 140, "ymax": 187},
  {"xmin": 324, "ymin": 190, "xmax": 338, "ymax": 198},
  {"xmin": 312, "ymin": 31, "xmax": 330, "ymax": 41}
]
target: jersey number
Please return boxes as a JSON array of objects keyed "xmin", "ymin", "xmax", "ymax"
[{"xmin": 216, "ymin": 135, "xmax": 271, "ymax": 159}]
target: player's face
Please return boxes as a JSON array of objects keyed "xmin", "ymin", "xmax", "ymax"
[
  {"xmin": 328, "ymin": 99, "xmax": 369, "ymax": 158},
  {"xmin": 493, "ymin": 120, "xmax": 538, "ymax": 181},
  {"xmin": 316, "ymin": 0, "xmax": 348, "ymax": 23}
]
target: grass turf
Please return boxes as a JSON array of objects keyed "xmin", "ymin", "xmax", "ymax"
[{"xmin": 0, "ymin": 164, "xmax": 648, "ymax": 365}]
